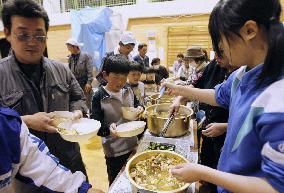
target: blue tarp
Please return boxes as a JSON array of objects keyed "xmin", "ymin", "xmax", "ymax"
[{"xmin": 70, "ymin": 7, "xmax": 112, "ymax": 69}]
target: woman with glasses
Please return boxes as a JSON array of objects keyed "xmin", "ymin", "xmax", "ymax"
[{"xmin": 162, "ymin": 0, "xmax": 284, "ymax": 192}]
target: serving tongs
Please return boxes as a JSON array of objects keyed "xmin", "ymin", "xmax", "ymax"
[{"xmin": 160, "ymin": 113, "xmax": 175, "ymax": 137}]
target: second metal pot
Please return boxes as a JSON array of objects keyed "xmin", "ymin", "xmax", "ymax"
[{"xmin": 144, "ymin": 104, "xmax": 193, "ymax": 137}]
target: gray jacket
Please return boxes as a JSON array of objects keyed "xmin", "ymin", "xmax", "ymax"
[
  {"xmin": 91, "ymin": 86, "xmax": 140, "ymax": 157},
  {"xmin": 0, "ymin": 54, "xmax": 88, "ymax": 170},
  {"xmin": 68, "ymin": 52, "xmax": 93, "ymax": 87}
]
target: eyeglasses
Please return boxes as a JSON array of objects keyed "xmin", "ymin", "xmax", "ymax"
[{"xmin": 13, "ymin": 32, "xmax": 47, "ymax": 42}]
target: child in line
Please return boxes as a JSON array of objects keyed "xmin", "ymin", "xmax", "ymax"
[
  {"xmin": 142, "ymin": 67, "xmax": 159, "ymax": 95},
  {"xmin": 91, "ymin": 55, "xmax": 143, "ymax": 185},
  {"xmin": 126, "ymin": 61, "xmax": 145, "ymax": 106}
]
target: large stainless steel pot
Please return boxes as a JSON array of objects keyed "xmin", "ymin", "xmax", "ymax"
[{"xmin": 144, "ymin": 104, "xmax": 193, "ymax": 137}]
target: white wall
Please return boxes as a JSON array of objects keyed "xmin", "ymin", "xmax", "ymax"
[{"xmin": 0, "ymin": 0, "xmax": 218, "ymax": 31}]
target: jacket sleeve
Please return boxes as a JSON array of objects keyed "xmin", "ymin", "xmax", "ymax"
[
  {"xmin": 85, "ymin": 54, "xmax": 94, "ymax": 85},
  {"xmin": 69, "ymin": 70, "xmax": 88, "ymax": 114},
  {"xmin": 164, "ymin": 67, "xmax": 169, "ymax": 79},
  {"xmin": 17, "ymin": 122, "xmax": 91, "ymax": 193},
  {"xmin": 145, "ymin": 57, "xmax": 149, "ymax": 67},
  {"xmin": 90, "ymin": 91, "xmax": 110, "ymax": 137}
]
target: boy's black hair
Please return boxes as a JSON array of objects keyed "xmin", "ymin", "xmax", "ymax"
[
  {"xmin": 151, "ymin": 58, "xmax": 160, "ymax": 65},
  {"xmin": 104, "ymin": 54, "xmax": 130, "ymax": 75},
  {"xmin": 143, "ymin": 67, "xmax": 156, "ymax": 74},
  {"xmin": 129, "ymin": 61, "xmax": 143, "ymax": 72},
  {"xmin": 1, "ymin": 0, "xmax": 50, "ymax": 32},
  {"xmin": 138, "ymin": 43, "xmax": 147, "ymax": 50}
]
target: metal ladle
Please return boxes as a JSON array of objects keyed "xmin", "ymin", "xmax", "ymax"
[
  {"xmin": 160, "ymin": 113, "xmax": 175, "ymax": 137},
  {"xmin": 154, "ymin": 86, "xmax": 166, "ymax": 113}
]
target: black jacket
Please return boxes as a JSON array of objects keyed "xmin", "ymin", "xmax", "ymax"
[{"xmin": 133, "ymin": 54, "xmax": 149, "ymax": 69}]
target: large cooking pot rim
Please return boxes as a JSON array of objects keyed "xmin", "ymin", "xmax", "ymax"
[{"xmin": 145, "ymin": 104, "xmax": 193, "ymax": 120}]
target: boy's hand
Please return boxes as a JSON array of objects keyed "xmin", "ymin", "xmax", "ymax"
[
  {"xmin": 72, "ymin": 110, "xmax": 83, "ymax": 120},
  {"xmin": 110, "ymin": 123, "xmax": 119, "ymax": 137},
  {"xmin": 137, "ymin": 106, "xmax": 144, "ymax": 114},
  {"xmin": 136, "ymin": 106, "xmax": 144, "ymax": 119}
]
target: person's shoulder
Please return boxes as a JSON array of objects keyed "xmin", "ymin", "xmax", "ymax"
[
  {"xmin": 0, "ymin": 107, "xmax": 22, "ymax": 143},
  {"xmin": 133, "ymin": 55, "xmax": 140, "ymax": 60},
  {"xmin": 206, "ymin": 60, "xmax": 218, "ymax": 69},
  {"xmin": 0, "ymin": 107, "xmax": 21, "ymax": 121},
  {"xmin": 138, "ymin": 81, "xmax": 145, "ymax": 87},
  {"xmin": 0, "ymin": 56, "xmax": 13, "ymax": 70},
  {"xmin": 161, "ymin": 65, "xmax": 167, "ymax": 70},
  {"xmin": 44, "ymin": 57, "xmax": 69, "ymax": 72},
  {"xmin": 253, "ymin": 78, "xmax": 284, "ymax": 112},
  {"xmin": 81, "ymin": 52, "xmax": 90, "ymax": 57},
  {"xmin": 105, "ymin": 51, "xmax": 114, "ymax": 57},
  {"xmin": 93, "ymin": 86, "xmax": 108, "ymax": 100}
]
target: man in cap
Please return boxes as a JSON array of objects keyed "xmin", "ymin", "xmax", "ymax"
[
  {"xmin": 66, "ymin": 38, "xmax": 94, "ymax": 110},
  {"xmin": 96, "ymin": 32, "xmax": 136, "ymax": 86}
]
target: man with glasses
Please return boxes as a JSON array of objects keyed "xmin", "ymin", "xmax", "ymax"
[{"xmin": 0, "ymin": 1, "xmax": 92, "ymax": 192}]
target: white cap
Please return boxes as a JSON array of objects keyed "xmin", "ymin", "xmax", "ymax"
[
  {"xmin": 66, "ymin": 38, "xmax": 84, "ymax": 47},
  {"xmin": 119, "ymin": 32, "xmax": 136, "ymax": 45}
]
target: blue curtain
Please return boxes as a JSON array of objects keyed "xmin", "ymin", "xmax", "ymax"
[{"xmin": 70, "ymin": 7, "xmax": 112, "ymax": 69}]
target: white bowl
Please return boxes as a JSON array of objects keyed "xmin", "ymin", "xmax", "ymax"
[
  {"xmin": 57, "ymin": 118, "xmax": 101, "ymax": 143},
  {"xmin": 116, "ymin": 121, "xmax": 146, "ymax": 137},
  {"xmin": 51, "ymin": 111, "xmax": 74, "ymax": 127},
  {"xmin": 121, "ymin": 107, "xmax": 140, "ymax": 121},
  {"xmin": 126, "ymin": 150, "xmax": 190, "ymax": 193},
  {"xmin": 53, "ymin": 111, "xmax": 74, "ymax": 118}
]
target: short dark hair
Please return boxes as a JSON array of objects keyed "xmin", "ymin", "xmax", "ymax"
[
  {"xmin": 129, "ymin": 61, "xmax": 143, "ymax": 72},
  {"xmin": 143, "ymin": 67, "xmax": 156, "ymax": 74},
  {"xmin": 151, "ymin": 58, "xmax": 160, "ymax": 65},
  {"xmin": 177, "ymin": 53, "xmax": 184, "ymax": 58},
  {"xmin": 1, "ymin": 0, "xmax": 50, "ymax": 32},
  {"xmin": 138, "ymin": 43, "xmax": 147, "ymax": 50},
  {"xmin": 104, "ymin": 54, "xmax": 130, "ymax": 75}
]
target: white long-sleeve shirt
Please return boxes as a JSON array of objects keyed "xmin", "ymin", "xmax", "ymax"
[{"xmin": 0, "ymin": 107, "xmax": 90, "ymax": 193}]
